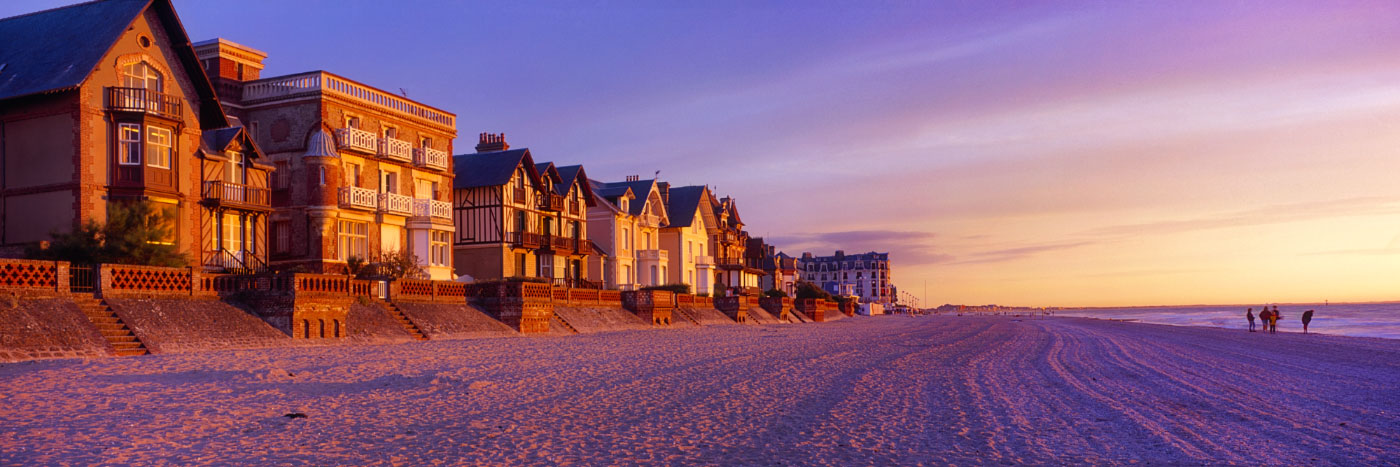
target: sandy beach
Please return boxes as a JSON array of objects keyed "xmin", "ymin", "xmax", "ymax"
[{"xmin": 1, "ymin": 315, "xmax": 1397, "ymax": 465}]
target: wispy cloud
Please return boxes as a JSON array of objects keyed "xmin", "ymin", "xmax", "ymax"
[
  {"xmin": 951, "ymin": 240, "xmax": 1099, "ymax": 265},
  {"xmin": 769, "ymin": 230, "xmax": 953, "ymax": 266},
  {"xmin": 1087, "ymin": 196, "xmax": 1400, "ymax": 237}
]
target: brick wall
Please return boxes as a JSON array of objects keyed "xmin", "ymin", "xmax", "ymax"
[{"xmin": 0, "ymin": 295, "xmax": 110, "ymax": 362}]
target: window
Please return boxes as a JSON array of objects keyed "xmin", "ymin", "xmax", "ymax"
[
  {"xmin": 430, "ymin": 231, "xmax": 450, "ymax": 266},
  {"xmin": 147, "ymin": 201, "xmax": 177, "ymax": 246},
  {"xmin": 318, "ymin": 167, "xmax": 326, "ymax": 186},
  {"xmin": 272, "ymin": 161, "xmax": 289, "ymax": 190},
  {"xmin": 421, "ymin": 136, "xmax": 433, "ymax": 148},
  {"xmin": 416, "ymin": 179, "xmax": 433, "ymax": 199},
  {"xmin": 622, "ymin": 228, "xmax": 630, "ymax": 249},
  {"xmin": 381, "ymin": 170, "xmax": 398, "ymax": 194},
  {"xmin": 118, "ymin": 123, "xmax": 141, "ymax": 165},
  {"xmin": 121, "ymin": 61, "xmax": 162, "ymax": 91},
  {"xmin": 222, "ymin": 213, "xmax": 245, "ymax": 253},
  {"xmin": 272, "ymin": 221, "xmax": 290, "ymax": 255},
  {"xmin": 515, "ymin": 253, "xmax": 527, "ymax": 276},
  {"xmin": 383, "ymin": 126, "xmax": 397, "ymax": 139},
  {"xmin": 539, "ymin": 255, "xmax": 553, "ymax": 279},
  {"xmin": 145, "ymin": 127, "xmax": 171, "ymax": 169},
  {"xmin": 345, "ymin": 116, "xmax": 360, "ymax": 129},
  {"xmin": 347, "ymin": 163, "xmax": 361, "ymax": 187},
  {"xmin": 227, "ymin": 152, "xmax": 246, "ymax": 184},
  {"xmin": 337, "ymin": 220, "xmax": 369, "ymax": 260}
]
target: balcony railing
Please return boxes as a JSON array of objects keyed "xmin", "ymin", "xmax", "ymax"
[
  {"xmin": 637, "ymin": 249, "xmax": 668, "ymax": 261},
  {"xmin": 576, "ymin": 239, "xmax": 593, "ymax": 255},
  {"xmin": 413, "ymin": 147, "xmax": 450, "ymax": 170},
  {"xmin": 106, "ymin": 87, "xmax": 183, "ymax": 120},
  {"xmin": 378, "ymin": 192, "xmax": 413, "ymax": 215},
  {"xmin": 695, "ymin": 255, "xmax": 715, "ymax": 267},
  {"xmin": 202, "ymin": 181, "xmax": 270, "ymax": 208},
  {"xmin": 240, "ymin": 71, "xmax": 456, "ymax": 131},
  {"xmin": 379, "ymin": 137, "xmax": 412, "ymax": 162},
  {"xmin": 412, "ymin": 199, "xmax": 451, "ymax": 219},
  {"xmin": 335, "ymin": 127, "xmax": 377, "ymax": 153},
  {"xmin": 540, "ymin": 193, "xmax": 564, "ymax": 212},
  {"xmin": 511, "ymin": 231, "xmax": 544, "ymax": 248},
  {"xmin": 338, "ymin": 186, "xmax": 377, "ymax": 210}
]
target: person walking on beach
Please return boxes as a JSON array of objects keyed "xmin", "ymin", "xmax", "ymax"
[
  {"xmin": 1247, "ymin": 308, "xmax": 1256, "ymax": 332},
  {"xmin": 1269, "ymin": 306, "xmax": 1281, "ymax": 334},
  {"xmin": 1302, "ymin": 309, "xmax": 1314, "ymax": 333},
  {"xmin": 1258, "ymin": 306, "xmax": 1271, "ymax": 334}
]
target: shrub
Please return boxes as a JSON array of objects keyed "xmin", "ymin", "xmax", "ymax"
[
  {"xmin": 27, "ymin": 201, "xmax": 186, "ymax": 267},
  {"xmin": 762, "ymin": 288, "xmax": 787, "ymax": 298},
  {"xmin": 794, "ymin": 281, "xmax": 832, "ymax": 300},
  {"xmin": 641, "ymin": 283, "xmax": 691, "ymax": 294}
]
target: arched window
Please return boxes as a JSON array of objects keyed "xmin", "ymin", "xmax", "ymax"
[{"xmin": 122, "ymin": 61, "xmax": 163, "ymax": 91}]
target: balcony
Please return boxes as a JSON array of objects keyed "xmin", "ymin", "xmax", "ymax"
[
  {"xmin": 716, "ymin": 256, "xmax": 745, "ymax": 269},
  {"xmin": 412, "ymin": 198, "xmax": 451, "ymax": 219},
  {"xmin": 637, "ymin": 249, "xmax": 668, "ymax": 262},
  {"xmin": 106, "ymin": 87, "xmax": 183, "ymax": 120},
  {"xmin": 511, "ymin": 231, "xmax": 544, "ymax": 248},
  {"xmin": 576, "ymin": 239, "xmax": 593, "ymax": 255},
  {"xmin": 547, "ymin": 235, "xmax": 575, "ymax": 254},
  {"xmin": 240, "ymin": 71, "xmax": 455, "ymax": 132},
  {"xmin": 378, "ymin": 137, "xmax": 412, "ymax": 162},
  {"xmin": 378, "ymin": 192, "xmax": 413, "ymax": 215},
  {"xmin": 695, "ymin": 255, "xmax": 715, "ymax": 267},
  {"xmin": 201, "ymin": 181, "xmax": 270, "ymax": 210},
  {"xmin": 540, "ymin": 193, "xmax": 564, "ymax": 212},
  {"xmin": 413, "ymin": 147, "xmax": 450, "ymax": 171},
  {"xmin": 338, "ymin": 186, "xmax": 377, "ymax": 210},
  {"xmin": 335, "ymin": 127, "xmax": 377, "ymax": 153}
]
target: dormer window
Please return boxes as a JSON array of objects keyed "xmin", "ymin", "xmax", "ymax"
[{"xmin": 228, "ymin": 152, "xmax": 246, "ymax": 184}]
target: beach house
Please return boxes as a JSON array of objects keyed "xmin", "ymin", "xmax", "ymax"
[
  {"xmin": 0, "ymin": 0, "xmax": 273, "ymax": 271},
  {"xmin": 658, "ymin": 184, "xmax": 718, "ymax": 295},
  {"xmin": 710, "ymin": 194, "xmax": 763, "ymax": 295},
  {"xmin": 194, "ymin": 39, "xmax": 458, "ymax": 279},
  {"xmin": 451, "ymin": 134, "xmax": 595, "ymax": 284},
  {"xmin": 587, "ymin": 177, "xmax": 670, "ymax": 290}
]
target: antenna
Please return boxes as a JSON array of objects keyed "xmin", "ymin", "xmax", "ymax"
[{"xmin": 399, "ymin": 88, "xmax": 408, "ymax": 97}]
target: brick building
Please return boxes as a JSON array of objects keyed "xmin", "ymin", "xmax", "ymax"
[
  {"xmin": 800, "ymin": 250, "xmax": 894, "ymax": 305},
  {"xmin": 0, "ymin": 0, "xmax": 272, "ymax": 271},
  {"xmin": 452, "ymin": 134, "xmax": 596, "ymax": 285},
  {"xmin": 195, "ymin": 39, "xmax": 458, "ymax": 279},
  {"xmin": 710, "ymin": 194, "xmax": 763, "ymax": 295}
]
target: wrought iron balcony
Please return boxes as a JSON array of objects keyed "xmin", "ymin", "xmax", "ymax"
[
  {"xmin": 338, "ymin": 186, "xmax": 377, "ymax": 210},
  {"xmin": 106, "ymin": 87, "xmax": 183, "ymax": 120},
  {"xmin": 413, "ymin": 147, "xmax": 450, "ymax": 170},
  {"xmin": 335, "ymin": 127, "xmax": 377, "ymax": 153},
  {"xmin": 201, "ymin": 181, "xmax": 270, "ymax": 209}
]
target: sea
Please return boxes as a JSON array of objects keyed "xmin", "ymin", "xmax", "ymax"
[{"xmin": 1054, "ymin": 302, "xmax": 1400, "ymax": 340}]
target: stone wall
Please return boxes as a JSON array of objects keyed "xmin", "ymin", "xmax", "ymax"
[
  {"xmin": 393, "ymin": 302, "xmax": 515, "ymax": 339},
  {"xmin": 105, "ymin": 297, "xmax": 294, "ymax": 354},
  {"xmin": 344, "ymin": 303, "xmax": 416, "ymax": 343},
  {"xmin": 0, "ymin": 295, "xmax": 109, "ymax": 362},
  {"xmin": 552, "ymin": 306, "xmax": 650, "ymax": 334}
]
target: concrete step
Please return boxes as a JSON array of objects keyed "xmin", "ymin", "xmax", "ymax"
[
  {"xmin": 111, "ymin": 341, "xmax": 143, "ymax": 350},
  {"xmin": 115, "ymin": 348, "xmax": 148, "ymax": 357},
  {"xmin": 106, "ymin": 335, "xmax": 139, "ymax": 343},
  {"xmin": 98, "ymin": 327, "xmax": 130, "ymax": 335}
]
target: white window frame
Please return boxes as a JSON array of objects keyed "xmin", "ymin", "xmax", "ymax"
[
  {"xmin": 118, "ymin": 123, "xmax": 142, "ymax": 165},
  {"xmin": 337, "ymin": 220, "xmax": 369, "ymax": 261},
  {"xmin": 430, "ymin": 231, "xmax": 450, "ymax": 266},
  {"xmin": 146, "ymin": 126, "xmax": 172, "ymax": 169}
]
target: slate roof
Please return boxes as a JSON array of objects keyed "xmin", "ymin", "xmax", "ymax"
[
  {"xmin": 589, "ymin": 178, "xmax": 632, "ymax": 203},
  {"xmin": 454, "ymin": 148, "xmax": 534, "ymax": 189},
  {"xmin": 664, "ymin": 185, "xmax": 708, "ymax": 228},
  {"xmin": 198, "ymin": 126, "xmax": 265, "ymax": 159},
  {"xmin": 554, "ymin": 165, "xmax": 595, "ymax": 206},
  {"xmin": 612, "ymin": 179, "xmax": 656, "ymax": 216}
]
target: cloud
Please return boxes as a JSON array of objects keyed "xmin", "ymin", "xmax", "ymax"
[
  {"xmin": 1087, "ymin": 196, "xmax": 1400, "ymax": 238},
  {"xmin": 951, "ymin": 240, "xmax": 1099, "ymax": 265},
  {"xmin": 768, "ymin": 230, "xmax": 953, "ymax": 266}
]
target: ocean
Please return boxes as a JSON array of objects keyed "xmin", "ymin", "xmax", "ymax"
[{"xmin": 1055, "ymin": 302, "xmax": 1400, "ymax": 340}]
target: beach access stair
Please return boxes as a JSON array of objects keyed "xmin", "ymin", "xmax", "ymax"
[
  {"xmin": 73, "ymin": 296, "xmax": 147, "ymax": 357},
  {"xmin": 378, "ymin": 300, "xmax": 428, "ymax": 341},
  {"xmin": 552, "ymin": 312, "xmax": 581, "ymax": 334},
  {"xmin": 673, "ymin": 307, "xmax": 702, "ymax": 326}
]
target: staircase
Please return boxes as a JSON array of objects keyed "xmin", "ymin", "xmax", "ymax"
[
  {"xmin": 73, "ymin": 296, "xmax": 147, "ymax": 357},
  {"xmin": 381, "ymin": 301, "xmax": 428, "ymax": 341},
  {"xmin": 673, "ymin": 307, "xmax": 702, "ymax": 326},
  {"xmin": 552, "ymin": 312, "xmax": 580, "ymax": 334}
]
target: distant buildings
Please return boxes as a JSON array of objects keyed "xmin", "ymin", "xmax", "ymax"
[{"xmin": 800, "ymin": 251, "xmax": 894, "ymax": 306}]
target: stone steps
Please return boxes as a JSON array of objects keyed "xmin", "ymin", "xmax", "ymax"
[
  {"xmin": 381, "ymin": 301, "xmax": 428, "ymax": 340},
  {"xmin": 73, "ymin": 296, "xmax": 148, "ymax": 357},
  {"xmin": 673, "ymin": 308, "xmax": 702, "ymax": 326},
  {"xmin": 551, "ymin": 312, "xmax": 580, "ymax": 334}
]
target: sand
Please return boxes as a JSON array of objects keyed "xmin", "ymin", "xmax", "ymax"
[{"xmin": 1, "ymin": 315, "xmax": 1397, "ymax": 465}]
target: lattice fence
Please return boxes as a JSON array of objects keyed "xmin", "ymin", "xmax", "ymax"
[{"xmin": 0, "ymin": 259, "xmax": 59, "ymax": 289}]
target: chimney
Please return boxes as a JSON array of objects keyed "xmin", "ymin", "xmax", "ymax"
[
  {"xmin": 192, "ymin": 38, "xmax": 267, "ymax": 106},
  {"xmin": 625, "ymin": 175, "xmax": 639, "ymax": 182},
  {"xmin": 657, "ymin": 182, "xmax": 670, "ymax": 204},
  {"xmin": 476, "ymin": 132, "xmax": 509, "ymax": 152}
]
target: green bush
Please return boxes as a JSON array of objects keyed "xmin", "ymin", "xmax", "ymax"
[
  {"xmin": 794, "ymin": 281, "xmax": 832, "ymax": 300},
  {"xmin": 27, "ymin": 200, "xmax": 186, "ymax": 267},
  {"xmin": 762, "ymin": 288, "xmax": 787, "ymax": 298},
  {"xmin": 641, "ymin": 283, "xmax": 691, "ymax": 294}
]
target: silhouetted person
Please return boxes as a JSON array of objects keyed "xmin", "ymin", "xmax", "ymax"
[
  {"xmin": 1302, "ymin": 309, "xmax": 1314, "ymax": 333},
  {"xmin": 1270, "ymin": 306, "xmax": 1281, "ymax": 334},
  {"xmin": 1259, "ymin": 307, "xmax": 1271, "ymax": 334},
  {"xmin": 1246, "ymin": 308, "xmax": 1256, "ymax": 332}
]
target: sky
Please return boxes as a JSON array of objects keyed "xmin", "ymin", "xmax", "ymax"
[{"xmin": 8, "ymin": 0, "xmax": 1400, "ymax": 307}]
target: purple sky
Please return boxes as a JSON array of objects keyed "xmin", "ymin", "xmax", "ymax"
[{"xmin": 9, "ymin": 0, "xmax": 1400, "ymax": 306}]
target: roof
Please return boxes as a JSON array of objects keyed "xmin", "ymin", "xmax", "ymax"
[
  {"xmin": 454, "ymin": 148, "xmax": 537, "ymax": 189},
  {"xmin": 0, "ymin": 0, "xmax": 228, "ymax": 128},
  {"xmin": 610, "ymin": 179, "xmax": 656, "ymax": 216},
  {"xmin": 198, "ymin": 126, "xmax": 265, "ymax": 160},
  {"xmin": 590, "ymin": 178, "xmax": 633, "ymax": 201},
  {"xmin": 664, "ymin": 185, "xmax": 708, "ymax": 228},
  {"xmin": 0, "ymin": 0, "xmax": 147, "ymax": 101},
  {"xmin": 554, "ymin": 165, "xmax": 595, "ymax": 206}
]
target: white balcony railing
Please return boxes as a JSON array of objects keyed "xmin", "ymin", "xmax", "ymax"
[
  {"xmin": 695, "ymin": 255, "xmax": 715, "ymax": 267},
  {"xmin": 335, "ymin": 127, "xmax": 377, "ymax": 153},
  {"xmin": 413, "ymin": 199, "xmax": 451, "ymax": 219},
  {"xmin": 378, "ymin": 192, "xmax": 413, "ymax": 215},
  {"xmin": 378, "ymin": 137, "xmax": 412, "ymax": 162},
  {"xmin": 240, "ymin": 71, "xmax": 456, "ymax": 131},
  {"xmin": 338, "ymin": 186, "xmax": 377, "ymax": 210},
  {"xmin": 413, "ymin": 147, "xmax": 450, "ymax": 170},
  {"xmin": 637, "ymin": 249, "xmax": 668, "ymax": 262}
]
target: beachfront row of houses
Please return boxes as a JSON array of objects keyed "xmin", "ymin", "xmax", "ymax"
[{"xmin": 0, "ymin": 0, "xmax": 896, "ymax": 306}]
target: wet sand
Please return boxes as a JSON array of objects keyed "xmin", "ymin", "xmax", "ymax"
[{"xmin": 1, "ymin": 315, "xmax": 1397, "ymax": 465}]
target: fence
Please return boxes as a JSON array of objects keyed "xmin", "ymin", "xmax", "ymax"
[{"xmin": 0, "ymin": 258, "xmax": 66, "ymax": 293}]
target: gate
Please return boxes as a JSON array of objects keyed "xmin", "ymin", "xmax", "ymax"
[{"xmin": 69, "ymin": 264, "xmax": 97, "ymax": 293}]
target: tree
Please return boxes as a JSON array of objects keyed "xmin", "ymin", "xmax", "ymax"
[
  {"xmin": 794, "ymin": 281, "xmax": 832, "ymax": 300},
  {"xmin": 362, "ymin": 249, "xmax": 426, "ymax": 280},
  {"xmin": 28, "ymin": 201, "xmax": 186, "ymax": 267}
]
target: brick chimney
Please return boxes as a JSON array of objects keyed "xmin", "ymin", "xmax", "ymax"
[
  {"xmin": 193, "ymin": 38, "xmax": 266, "ymax": 107},
  {"xmin": 625, "ymin": 175, "xmax": 639, "ymax": 182},
  {"xmin": 476, "ymin": 132, "xmax": 509, "ymax": 152}
]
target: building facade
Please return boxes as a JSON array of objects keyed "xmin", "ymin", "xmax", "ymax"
[
  {"xmin": 452, "ymin": 134, "xmax": 594, "ymax": 285},
  {"xmin": 587, "ymin": 177, "xmax": 669, "ymax": 290},
  {"xmin": 709, "ymin": 194, "xmax": 763, "ymax": 295},
  {"xmin": 800, "ymin": 250, "xmax": 894, "ymax": 305},
  {"xmin": 658, "ymin": 184, "xmax": 717, "ymax": 295},
  {"xmin": 196, "ymin": 39, "xmax": 457, "ymax": 279},
  {"xmin": 0, "ymin": 0, "xmax": 272, "ymax": 271}
]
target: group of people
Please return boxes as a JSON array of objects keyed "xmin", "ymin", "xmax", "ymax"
[{"xmin": 1246, "ymin": 306, "xmax": 1315, "ymax": 334}]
